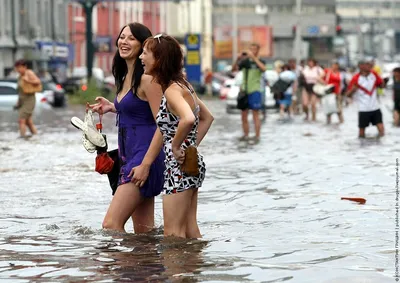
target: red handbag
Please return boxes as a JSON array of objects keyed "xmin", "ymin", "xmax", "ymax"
[
  {"xmin": 94, "ymin": 112, "xmax": 114, "ymax": 175},
  {"xmin": 95, "ymin": 152, "xmax": 115, "ymax": 174}
]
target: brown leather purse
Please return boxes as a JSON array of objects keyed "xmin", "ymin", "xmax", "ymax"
[{"xmin": 181, "ymin": 146, "xmax": 199, "ymax": 176}]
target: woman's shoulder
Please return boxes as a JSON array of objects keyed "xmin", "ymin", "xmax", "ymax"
[
  {"xmin": 165, "ymin": 82, "xmax": 184, "ymax": 94},
  {"xmin": 140, "ymin": 74, "xmax": 154, "ymax": 84}
]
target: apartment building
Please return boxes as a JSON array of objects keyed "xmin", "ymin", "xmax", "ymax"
[
  {"xmin": 0, "ymin": 0, "xmax": 70, "ymax": 78},
  {"xmin": 336, "ymin": 0, "xmax": 400, "ymax": 59},
  {"xmin": 213, "ymin": 0, "xmax": 337, "ymax": 65},
  {"xmin": 69, "ymin": 1, "xmax": 166, "ymax": 75},
  {"xmin": 165, "ymin": 0, "xmax": 213, "ymax": 71}
]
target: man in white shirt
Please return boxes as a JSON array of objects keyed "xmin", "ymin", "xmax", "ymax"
[{"xmin": 346, "ymin": 59, "xmax": 385, "ymax": 138}]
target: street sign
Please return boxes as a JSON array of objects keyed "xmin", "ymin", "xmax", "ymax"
[
  {"xmin": 307, "ymin": 25, "xmax": 319, "ymax": 35},
  {"xmin": 184, "ymin": 34, "xmax": 201, "ymax": 84}
]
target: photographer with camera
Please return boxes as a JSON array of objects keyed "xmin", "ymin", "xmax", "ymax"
[{"xmin": 232, "ymin": 43, "xmax": 266, "ymax": 143}]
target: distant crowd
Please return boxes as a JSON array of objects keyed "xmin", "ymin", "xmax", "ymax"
[{"xmin": 224, "ymin": 43, "xmax": 394, "ymax": 141}]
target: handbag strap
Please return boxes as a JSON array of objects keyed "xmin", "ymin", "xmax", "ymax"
[{"xmin": 243, "ymin": 67, "xmax": 249, "ymax": 94}]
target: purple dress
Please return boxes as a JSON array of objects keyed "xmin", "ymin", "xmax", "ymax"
[{"xmin": 114, "ymin": 90, "xmax": 165, "ymax": 198}]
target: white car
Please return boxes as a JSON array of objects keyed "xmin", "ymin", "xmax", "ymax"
[
  {"xmin": 226, "ymin": 71, "xmax": 276, "ymax": 113},
  {"xmin": 0, "ymin": 81, "xmax": 51, "ymax": 111}
]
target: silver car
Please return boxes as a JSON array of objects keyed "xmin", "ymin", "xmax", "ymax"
[{"xmin": 0, "ymin": 81, "xmax": 51, "ymax": 111}]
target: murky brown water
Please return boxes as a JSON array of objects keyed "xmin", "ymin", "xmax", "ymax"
[{"xmin": 0, "ymin": 98, "xmax": 395, "ymax": 282}]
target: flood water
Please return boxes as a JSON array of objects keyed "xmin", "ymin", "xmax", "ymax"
[{"xmin": 0, "ymin": 97, "xmax": 395, "ymax": 282}]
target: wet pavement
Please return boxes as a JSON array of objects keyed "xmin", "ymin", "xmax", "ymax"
[{"xmin": 0, "ymin": 97, "xmax": 395, "ymax": 282}]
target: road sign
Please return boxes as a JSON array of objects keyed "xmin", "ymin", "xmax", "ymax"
[
  {"xmin": 184, "ymin": 34, "xmax": 201, "ymax": 84},
  {"xmin": 307, "ymin": 25, "xmax": 319, "ymax": 35}
]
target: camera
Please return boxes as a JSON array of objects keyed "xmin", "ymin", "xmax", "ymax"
[{"xmin": 242, "ymin": 52, "xmax": 247, "ymax": 56}]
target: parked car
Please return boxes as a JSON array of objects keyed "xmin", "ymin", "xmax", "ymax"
[
  {"xmin": 61, "ymin": 76, "xmax": 85, "ymax": 94},
  {"xmin": 63, "ymin": 69, "xmax": 115, "ymax": 96},
  {"xmin": 225, "ymin": 71, "xmax": 275, "ymax": 114},
  {"xmin": 42, "ymin": 80, "xmax": 67, "ymax": 107},
  {"xmin": 0, "ymin": 81, "xmax": 51, "ymax": 111},
  {"xmin": 219, "ymin": 78, "xmax": 235, "ymax": 100},
  {"xmin": 0, "ymin": 78, "xmax": 66, "ymax": 108}
]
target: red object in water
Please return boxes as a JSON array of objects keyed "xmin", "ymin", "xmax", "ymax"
[{"xmin": 341, "ymin": 197, "xmax": 366, "ymax": 204}]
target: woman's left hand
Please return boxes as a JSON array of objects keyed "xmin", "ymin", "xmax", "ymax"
[
  {"xmin": 172, "ymin": 147, "xmax": 185, "ymax": 164},
  {"xmin": 128, "ymin": 163, "xmax": 150, "ymax": 188}
]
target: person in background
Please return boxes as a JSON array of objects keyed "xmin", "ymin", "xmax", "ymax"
[
  {"xmin": 232, "ymin": 43, "xmax": 266, "ymax": 142},
  {"xmin": 344, "ymin": 66, "xmax": 357, "ymax": 106},
  {"xmin": 346, "ymin": 59, "xmax": 385, "ymax": 138},
  {"xmin": 392, "ymin": 67, "xmax": 400, "ymax": 126},
  {"xmin": 322, "ymin": 61, "xmax": 344, "ymax": 124},
  {"xmin": 371, "ymin": 58, "xmax": 384, "ymax": 97},
  {"xmin": 272, "ymin": 60, "xmax": 284, "ymax": 109},
  {"xmin": 301, "ymin": 58, "xmax": 324, "ymax": 121},
  {"xmin": 278, "ymin": 64, "xmax": 297, "ymax": 119},
  {"xmin": 204, "ymin": 68, "xmax": 213, "ymax": 96},
  {"xmin": 14, "ymin": 59, "xmax": 41, "ymax": 139},
  {"xmin": 288, "ymin": 58, "xmax": 302, "ymax": 115}
]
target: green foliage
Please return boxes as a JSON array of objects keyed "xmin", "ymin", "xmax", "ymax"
[{"xmin": 68, "ymin": 79, "xmax": 114, "ymax": 105}]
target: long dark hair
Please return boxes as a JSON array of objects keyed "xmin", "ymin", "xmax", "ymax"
[
  {"xmin": 143, "ymin": 34, "xmax": 190, "ymax": 92},
  {"xmin": 112, "ymin": 23, "xmax": 152, "ymax": 95}
]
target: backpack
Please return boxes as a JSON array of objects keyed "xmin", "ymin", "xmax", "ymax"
[{"xmin": 270, "ymin": 78, "xmax": 292, "ymax": 94}]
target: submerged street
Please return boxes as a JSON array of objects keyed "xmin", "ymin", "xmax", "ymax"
[{"xmin": 0, "ymin": 98, "xmax": 394, "ymax": 282}]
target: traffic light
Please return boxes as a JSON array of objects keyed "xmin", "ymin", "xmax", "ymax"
[{"xmin": 336, "ymin": 25, "xmax": 343, "ymax": 36}]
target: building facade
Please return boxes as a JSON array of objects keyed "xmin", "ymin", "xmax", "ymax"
[
  {"xmin": 68, "ymin": 1, "xmax": 165, "ymax": 75},
  {"xmin": 165, "ymin": 0, "xmax": 213, "ymax": 71},
  {"xmin": 336, "ymin": 0, "xmax": 400, "ymax": 62},
  {"xmin": 0, "ymin": 0, "xmax": 70, "ymax": 78},
  {"xmin": 212, "ymin": 0, "xmax": 337, "ymax": 67}
]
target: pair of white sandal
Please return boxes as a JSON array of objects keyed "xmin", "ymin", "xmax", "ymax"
[{"xmin": 70, "ymin": 109, "xmax": 106, "ymax": 153}]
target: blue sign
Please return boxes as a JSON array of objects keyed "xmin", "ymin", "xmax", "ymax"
[
  {"xmin": 67, "ymin": 44, "xmax": 75, "ymax": 63},
  {"xmin": 184, "ymin": 34, "xmax": 201, "ymax": 84},
  {"xmin": 36, "ymin": 41, "xmax": 70, "ymax": 62},
  {"xmin": 94, "ymin": 36, "xmax": 113, "ymax": 53},
  {"xmin": 307, "ymin": 26, "xmax": 320, "ymax": 35}
]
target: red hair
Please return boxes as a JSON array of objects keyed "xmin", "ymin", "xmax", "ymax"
[{"xmin": 144, "ymin": 34, "xmax": 190, "ymax": 92}]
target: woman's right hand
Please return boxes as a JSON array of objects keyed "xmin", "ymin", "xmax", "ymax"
[{"xmin": 89, "ymin": 97, "xmax": 113, "ymax": 114}]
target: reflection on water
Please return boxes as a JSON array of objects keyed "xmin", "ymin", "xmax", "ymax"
[
  {"xmin": 0, "ymin": 98, "xmax": 395, "ymax": 282},
  {"xmin": 0, "ymin": 230, "xmax": 210, "ymax": 282}
]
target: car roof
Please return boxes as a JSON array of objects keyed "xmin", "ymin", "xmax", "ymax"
[
  {"xmin": 0, "ymin": 78, "xmax": 18, "ymax": 82},
  {"xmin": 0, "ymin": 81, "xmax": 17, "ymax": 87}
]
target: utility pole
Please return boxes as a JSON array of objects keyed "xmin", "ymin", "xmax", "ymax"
[
  {"xmin": 50, "ymin": 0, "xmax": 56, "ymax": 41},
  {"xmin": 77, "ymin": 0, "xmax": 97, "ymax": 80},
  {"xmin": 232, "ymin": 0, "xmax": 238, "ymax": 64},
  {"xmin": 294, "ymin": 0, "xmax": 302, "ymax": 67},
  {"xmin": 11, "ymin": 0, "xmax": 17, "ymax": 62}
]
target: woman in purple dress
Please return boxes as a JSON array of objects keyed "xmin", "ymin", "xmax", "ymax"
[{"xmin": 90, "ymin": 23, "xmax": 165, "ymax": 233}]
